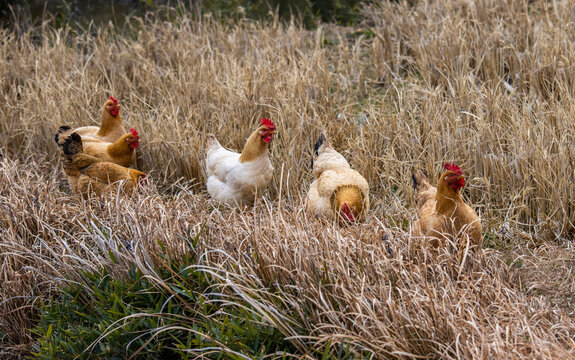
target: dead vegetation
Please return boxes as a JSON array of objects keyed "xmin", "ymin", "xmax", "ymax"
[{"xmin": 1, "ymin": 0, "xmax": 575, "ymax": 358}]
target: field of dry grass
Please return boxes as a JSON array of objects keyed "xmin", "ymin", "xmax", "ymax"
[{"xmin": 1, "ymin": 0, "xmax": 575, "ymax": 358}]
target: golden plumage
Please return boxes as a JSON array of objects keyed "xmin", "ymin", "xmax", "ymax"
[
  {"xmin": 412, "ymin": 165, "xmax": 482, "ymax": 249},
  {"xmin": 55, "ymin": 127, "xmax": 146, "ymax": 197},
  {"xmin": 74, "ymin": 97, "xmax": 126, "ymax": 143}
]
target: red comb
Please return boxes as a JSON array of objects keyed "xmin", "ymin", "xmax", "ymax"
[
  {"xmin": 130, "ymin": 128, "xmax": 139, "ymax": 138},
  {"xmin": 109, "ymin": 96, "xmax": 118, "ymax": 105},
  {"xmin": 260, "ymin": 118, "xmax": 275, "ymax": 130},
  {"xmin": 443, "ymin": 163, "xmax": 462, "ymax": 174}
]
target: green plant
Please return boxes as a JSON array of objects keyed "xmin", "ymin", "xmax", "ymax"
[{"xmin": 31, "ymin": 259, "xmax": 296, "ymax": 358}]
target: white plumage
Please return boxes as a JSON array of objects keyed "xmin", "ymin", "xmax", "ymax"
[{"xmin": 205, "ymin": 120, "xmax": 275, "ymax": 206}]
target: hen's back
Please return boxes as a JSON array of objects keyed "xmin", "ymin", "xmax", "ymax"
[
  {"xmin": 205, "ymin": 136, "xmax": 241, "ymax": 181},
  {"xmin": 311, "ymin": 134, "xmax": 350, "ymax": 178}
]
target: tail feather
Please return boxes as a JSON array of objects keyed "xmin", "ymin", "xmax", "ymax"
[
  {"xmin": 54, "ymin": 125, "xmax": 73, "ymax": 145},
  {"xmin": 129, "ymin": 169, "xmax": 147, "ymax": 184},
  {"xmin": 58, "ymin": 131, "xmax": 99, "ymax": 175},
  {"xmin": 311, "ymin": 133, "xmax": 327, "ymax": 170},
  {"xmin": 207, "ymin": 135, "xmax": 221, "ymax": 150},
  {"xmin": 313, "ymin": 133, "xmax": 326, "ymax": 158},
  {"xmin": 412, "ymin": 169, "xmax": 431, "ymax": 199},
  {"xmin": 56, "ymin": 129, "xmax": 83, "ymax": 156}
]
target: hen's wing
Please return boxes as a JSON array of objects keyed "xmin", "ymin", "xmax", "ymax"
[
  {"xmin": 72, "ymin": 160, "xmax": 144, "ymax": 196},
  {"xmin": 74, "ymin": 123, "xmax": 126, "ymax": 143},
  {"xmin": 456, "ymin": 203, "xmax": 482, "ymax": 246},
  {"xmin": 317, "ymin": 168, "xmax": 368, "ymax": 198},
  {"xmin": 205, "ymin": 135, "xmax": 248, "ymax": 204},
  {"xmin": 78, "ymin": 162, "xmax": 131, "ymax": 183},
  {"xmin": 82, "ymin": 140, "xmax": 134, "ymax": 167},
  {"xmin": 206, "ymin": 136, "xmax": 241, "ymax": 181},
  {"xmin": 73, "ymin": 126, "xmax": 100, "ymax": 140},
  {"xmin": 82, "ymin": 141, "xmax": 110, "ymax": 160}
]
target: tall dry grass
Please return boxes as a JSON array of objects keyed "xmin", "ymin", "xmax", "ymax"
[{"xmin": 1, "ymin": 0, "xmax": 575, "ymax": 358}]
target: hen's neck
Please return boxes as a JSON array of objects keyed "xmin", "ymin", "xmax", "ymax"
[
  {"xmin": 106, "ymin": 134, "xmax": 133, "ymax": 157},
  {"xmin": 435, "ymin": 180, "xmax": 464, "ymax": 214},
  {"xmin": 97, "ymin": 111, "xmax": 122, "ymax": 137},
  {"xmin": 239, "ymin": 127, "xmax": 268, "ymax": 163}
]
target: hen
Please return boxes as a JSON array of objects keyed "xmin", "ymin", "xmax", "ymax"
[
  {"xmin": 81, "ymin": 128, "xmax": 140, "ymax": 167},
  {"xmin": 306, "ymin": 133, "xmax": 369, "ymax": 223},
  {"xmin": 206, "ymin": 118, "xmax": 276, "ymax": 205},
  {"xmin": 75, "ymin": 96, "xmax": 126, "ymax": 143},
  {"xmin": 55, "ymin": 127, "xmax": 146, "ymax": 197},
  {"xmin": 412, "ymin": 163, "xmax": 482, "ymax": 248}
]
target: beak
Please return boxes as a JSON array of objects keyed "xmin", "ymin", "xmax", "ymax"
[
  {"xmin": 458, "ymin": 175, "xmax": 464, "ymax": 180},
  {"xmin": 270, "ymin": 130, "xmax": 277, "ymax": 135}
]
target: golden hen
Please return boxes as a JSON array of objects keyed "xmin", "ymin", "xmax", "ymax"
[
  {"xmin": 412, "ymin": 163, "xmax": 482, "ymax": 249},
  {"xmin": 306, "ymin": 133, "xmax": 369, "ymax": 223},
  {"xmin": 81, "ymin": 128, "xmax": 140, "ymax": 167},
  {"xmin": 75, "ymin": 96, "xmax": 126, "ymax": 143},
  {"xmin": 55, "ymin": 127, "xmax": 146, "ymax": 197}
]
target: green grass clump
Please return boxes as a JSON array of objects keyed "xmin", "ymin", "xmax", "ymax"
[
  {"xmin": 32, "ymin": 261, "xmax": 296, "ymax": 359},
  {"xmin": 32, "ymin": 266, "xmax": 180, "ymax": 358}
]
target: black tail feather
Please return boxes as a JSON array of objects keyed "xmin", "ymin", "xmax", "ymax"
[
  {"xmin": 311, "ymin": 133, "xmax": 326, "ymax": 170},
  {"xmin": 411, "ymin": 169, "xmax": 428, "ymax": 190},
  {"xmin": 411, "ymin": 173, "xmax": 418, "ymax": 191},
  {"xmin": 313, "ymin": 133, "xmax": 325, "ymax": 157},
  {"xmin": 58, "ymin": 132, "xmax": 83, "ymax": 156},
  {"xmin": 54, "ymin": 125, "xmax": 72, "ymax": 144}
]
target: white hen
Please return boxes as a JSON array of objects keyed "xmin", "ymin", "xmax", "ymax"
[{"xmin": 206, "ymin": 118, "xmax": 276, "ymax": 206}]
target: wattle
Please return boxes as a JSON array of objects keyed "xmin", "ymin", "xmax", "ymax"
[
  {"xmin": 452, "ymin": 178, "xmax": 465, "ymax": 190},
  {"xmin": 343, "ymin": 207, "xmax": 355, "ymax": 222}
]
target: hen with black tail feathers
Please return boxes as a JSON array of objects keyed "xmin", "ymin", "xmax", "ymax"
[
  {"xmin": 306, "ymin": 133, "xmax": 369, "ymax": 223},
  {"xmin": 55, "ymin": 128, "xmax": 146, "ymax": 197}
]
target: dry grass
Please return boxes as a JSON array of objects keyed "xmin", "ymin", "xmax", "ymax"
[{"xmin": 1, "ymin": 0, "xmax": 575, "ymax": 358}]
